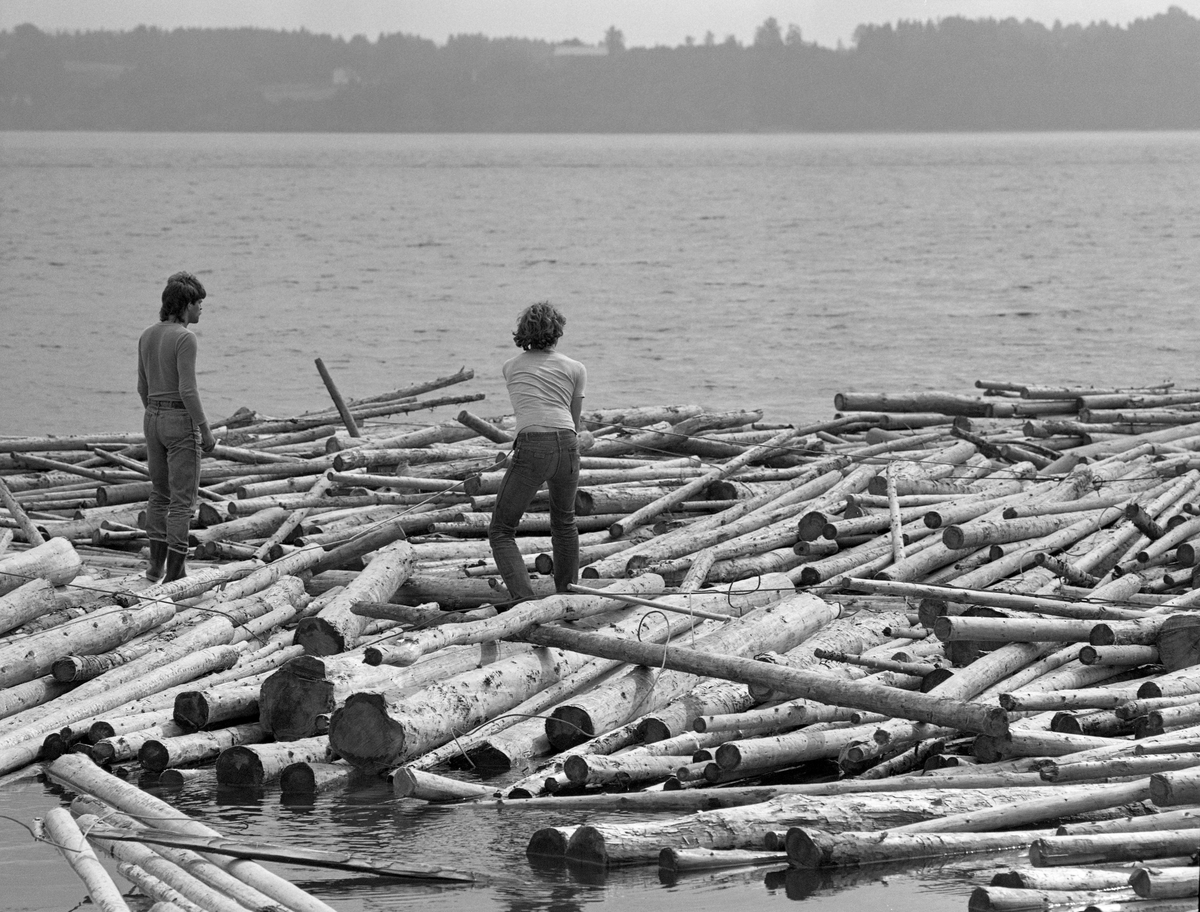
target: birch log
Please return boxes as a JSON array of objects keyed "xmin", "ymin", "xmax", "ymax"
[
  {"xmin": 0, "ymin": 537, "xmax": 81, "ymax": 597},
  {"xmin": 329, "ymin": 645, "xmax": 596, "ymax": 774},
  {"xmin": 46, "ymin": 754, "xmax": 339, "ymax": 912},
  {"xmin": 34, "ymin": 807, "xmax": 130, "ymax": 912},
  {"xmin": 294, "ymin": 539, "xmax": 414, "ymax": 655},
  {"xmin": 0, "ymin": 600, "xmax": 176, "ymax": 688},
  {"xmin": 559, "ymin": 786, "xmax": 1074, "ymax": 866},
  {"xmin": 372, "ymin": 574, "xmax": 666, "ymax": 667},
  {"xmin": 545, "ymin": 589, "xmax": 837, "ymax": 750},
  {"xmin": 517, "ymin": 625, "xmax": 1010, "ymax": 737}
]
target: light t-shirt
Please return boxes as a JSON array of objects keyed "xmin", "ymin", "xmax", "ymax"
[{"xmin": 502, "ymin": 349, "xmax": 586, "ymax": 433}]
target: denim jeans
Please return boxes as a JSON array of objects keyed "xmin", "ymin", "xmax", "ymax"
[
  {"xmin": 143, "ymin": 403, "xmax": 201, "ymax": 553},
  {"xmin": 488, "ymin": 429, "xmax": 580, "ymax": 601}
]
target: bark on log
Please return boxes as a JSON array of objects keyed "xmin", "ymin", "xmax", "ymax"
[
  {"xmin": 0, "ymin": 577, "xmax": 78, "ymax": 637},
  {"xmin": 545, "ymin": 588, "xmax": 835, "ymax": 750},
  {"xmin": 1041, "ymin": 753, "xmax": 1200, "ymax": 783},
  {"xmin": 391, "ymin": 766, "xmax": 494, "ymax": 801},
  {"xmin": 517, "ymin": 625, "xmax": 1010, "ymax": 737},
  {"xmin": 215, "ymin": 735, "xmax": 333, "ymax": 787},
  {"xmin": 260, "ymin": 645, "xmax": 519, "ymax": 739},
  {"xmin": 172, "ymin": 681, "xmax": 260, "ymax": 731},
  {"xmin": 46, "ymin": 754, "xmax": 339, "ymax": 912},
  {"xmin": 0, "ymin": 644, "xmax": 243, "ymax": 775},
  {"xmin": 280, "ymin": 759, "xmax": 356, "ymax": 795},
  {"xmin": 372, "ymin": 574, "xmax": 666, "ymax": 667},
  {"xmin": 989, "ymin": 866, "xmax": 1138, "ymax": 891},
  {"xmin": 294, "ymin": 539, "xmax": 414, "ymax": 655},
  {"xmin": 0, "ymin": 537, "xmax": 81, "ymax": 597},
  {"xmin": 608, "ymin": 430, "xmax": 796, "ymax": 538},
  {"xmin": 1031, "ymin": 828, "xmax": 1200, "ymax": 866},
  {"xmin": 35, "ymin": 807, "xmax": 131, "ymax": 912},
  {"xmin": 140, "ymin": 722, "xmax": 267, "ymax": 773},
  {"xmin": 1129, "ymin": 866, "xmax": 1200, "ymax": 900},
  {"xmin": 329, "ymin": 646, "xmax": 597, "ymax": 774},
  {"xmin": 0, "ymin": 600, "xmax": 176, "ymax": 689},
  {"xmin": 561, "ymin": 786, "xmax": 1064, "ymax": 866},
  {"xmin": 787, "ymin": 826, "xmax": 1053, "ymax": 868},
  {"xmin": 968, "ymin": 885, "xmax": 1140, "ymax": 911}
]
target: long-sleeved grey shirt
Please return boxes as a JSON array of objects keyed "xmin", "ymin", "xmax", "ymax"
[{"xmin": 137, "ymin": 321, "xmax": 207, "ymax": 426}]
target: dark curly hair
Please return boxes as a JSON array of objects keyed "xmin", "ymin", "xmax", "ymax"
[
  {"xmin": 160, "ymin": 271, "xmax": 206, "ymax": 322},
  {"xmin": 512, "ymin": 301, "xmax": 565, "ymax": 351}
]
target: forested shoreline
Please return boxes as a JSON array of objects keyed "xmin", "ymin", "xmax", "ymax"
[{"xmin": 2, "ymin": 9, "xmax": 1199, "ymax": 131}]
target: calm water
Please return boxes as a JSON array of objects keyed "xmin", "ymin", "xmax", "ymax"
[
  {"xmin": 2, "ymin": 131, "xmax": 1199, "ymax": 910},
  {"xmin": 2, "ymin": 131, "xmax": 1199, "ymax": 436}
]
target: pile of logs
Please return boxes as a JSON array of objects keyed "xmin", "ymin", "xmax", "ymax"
[{"xmin": 7, "ymin": 372, "xmax": 1200, "ymax": 911}]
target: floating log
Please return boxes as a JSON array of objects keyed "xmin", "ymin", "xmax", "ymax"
[
  {"xmin": 76, "ymin": 813, "xmax": 254, "ymax": 912},
  {"xmin": 85, "ymin": 820, "xmax": 488, "ymax": 884},
  {"xmin": 391, "ymin": 766, "xmax": 494, "ymax": 802},
  {"xmin": 280, "ymin": 759, "xmax": 356, "ymax": 795},
  {"xmin": 969, "ymin": 884, "xmax": 1141, "ymax": 911},
  {"xmin": 787, "ymin": 825, "xmax": 1055, "ymax": 868},
  {"xmin": 46, "ymin": 754, "xmax": 339, "ymax": 912},
  {"xmin": 1129, "ymin": 865, "xmax": 1200, "ymax": 900},
  {"xmin": 559, "ymin": 786, "xmax": 1067, "ymax": 866},
  {"xmin": 214, "ymin": 734, "xmax": 333, "ymax": 787},
  {"xmin": 1031, "ymin": 828, "xmax": 1200, "ymax": 866},
  {"xmin": 34, "ymin": 807, "xmax": 131, "ymax": 912},
  {"xmin": 141, "ymin": 722, "xmax": 267, "ymax": 773}
]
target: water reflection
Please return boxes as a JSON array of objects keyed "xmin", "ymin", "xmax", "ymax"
[{"xmin": 11, "ymin": 767, "xmax": 993, "ymax": 912}]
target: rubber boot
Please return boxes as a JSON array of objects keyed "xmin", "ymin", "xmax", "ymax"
[
  {"xmin": 145, "ymin": 539, "xmax": 168, "ymax": 582},
  {"xmin": 163, "ymin": 548, "xmax": 188, "ymax": 583}
]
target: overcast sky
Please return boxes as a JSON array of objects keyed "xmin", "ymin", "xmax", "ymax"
[{"xmin": 3, "ymin": 1, "xmax": 1197, "ymax": 49}]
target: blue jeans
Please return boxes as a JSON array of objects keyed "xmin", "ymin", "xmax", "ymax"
[
  {"xmin": 143, "ymin": 403, "xmax": 201, "ymax": 553},
  {"xmin": 488, "ymin": 429, "xmax": 580, "ymax": 601}
]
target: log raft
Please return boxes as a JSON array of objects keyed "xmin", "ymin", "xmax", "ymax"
[{"xmin": 9, "ymin": 375, "xmax": 1200, "ymax": 909}]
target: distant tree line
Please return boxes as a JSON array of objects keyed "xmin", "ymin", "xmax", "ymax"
[{"xmin": 2, "ymin": 9, "xmax": 1199, "ymax": 131}]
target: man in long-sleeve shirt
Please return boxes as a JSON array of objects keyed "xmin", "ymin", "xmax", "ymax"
[{"xmin": 137, "ymin": 271, "xmax": 216, "ymax": 582}]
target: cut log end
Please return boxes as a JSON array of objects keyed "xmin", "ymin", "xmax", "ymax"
[
  {"xmin": 784, "ymin": 827, "xmax": 826, "ymax": 868},
  {"xmin": 294, "ymin": 616, "xmax": 348, "ymax": 657},
  {"xmin": 138, "ymin": 740, "xmax": 170, "ymax": 773},
  {"xmin": 545, "ymin": 706, "xmax": 595, "ymax": 752},
  {"xmin": 564, "ymin": 825, "xmax": 609, "ymax": 867},
  {"xmin": 327, "ymin": 693, "xmax": 407, "ymax": 776},
  {"xmin": 214, "ymin": 745, "xmax": 266, "ymax": 787},
  {"xmin": 526, "ymin": 827, "xmax": 570, "ymax": 859}
]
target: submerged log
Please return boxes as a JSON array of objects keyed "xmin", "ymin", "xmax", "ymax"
[
  {"xmin": 787, "ymin": 826, "xmax": 1055, "ymax": 868},
  {"xmin": 140, "ymin": 722, "xmax": 267, "ymax": 773},
  {"xmin": 559, "ymin": 786, "xmax": 1072, "ymax": 866},
  {"xmin": 215, "ymin": 735, "xmax": 333, "ymax": 787}
]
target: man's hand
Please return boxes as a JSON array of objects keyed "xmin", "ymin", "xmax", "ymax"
[
  {"xmin": 200, "ymin": 427, "xmax": 218, "ymax": 453},
  {"xmin": 577, "ymin": 429, "xmax": 595, "ymax": 451}
]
